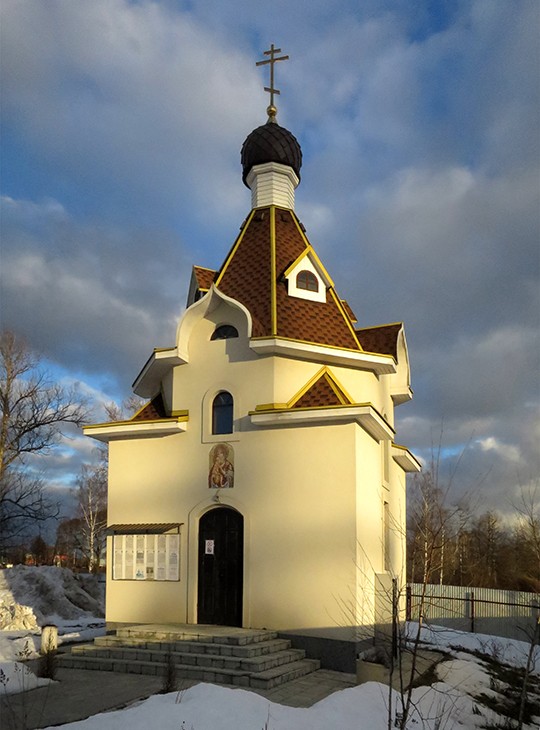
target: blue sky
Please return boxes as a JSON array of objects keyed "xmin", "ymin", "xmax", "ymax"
[{"xmin": 1, "ymin": 0, "xmax": 539, "ymax": 522}]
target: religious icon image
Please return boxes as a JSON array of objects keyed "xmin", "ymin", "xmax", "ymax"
[{"xmin": 208, "ymin": 443, "xmax": 234, "ymax": 489}]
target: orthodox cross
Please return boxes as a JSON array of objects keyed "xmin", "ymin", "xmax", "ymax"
[{"xmin": 256, "ymin": 44, "xmax": 289, "ymax": 119}]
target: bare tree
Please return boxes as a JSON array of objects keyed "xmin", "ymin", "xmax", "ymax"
[
  {"xmin": 68, "ymin": 395, "xmax": 141, "ymax": 571},
  {"xmin": 0, "ymin": 330, "xmax": 87, "ymax": 549},
  {"xmin": 77, "ymin": 462, "xmax": 107, "ymax": 572},
  {"xmin": 513, "ymin": 485, "xmax": 540, "ymax": 591}
]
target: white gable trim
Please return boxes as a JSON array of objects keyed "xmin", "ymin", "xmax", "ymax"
[
  {"xmin": 285, "ymin": 256, "xmax": 326, "ymax": 303},
  {"xmin": 177, "ymin": 285, "xmax": 253, "ymax": 361},
  {"xmin": 133, "ymin": 287, "xmax": 253, "ymax": 398},
  {"xmin": 390, "ymin": 326, "xmax": 413, "ymax": 404}
]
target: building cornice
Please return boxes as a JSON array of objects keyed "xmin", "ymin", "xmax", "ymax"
[
  {"xmin": 132, "ymin": 348, "xmax": 185, "ymax": 398},
  {"xmin": 250, "ymin": 402, "xmax": 394, "ymax": 442},
  {"xmin": 84, "ymin": 415, "xmax": 188, "ymax": 443},
  {"xmin": 392, "ymin": 443, "xmax": 421, "ymax": 472},
  {"xmin": 249, "ymin": 336, "xmax": 396, "ymax": 374}
]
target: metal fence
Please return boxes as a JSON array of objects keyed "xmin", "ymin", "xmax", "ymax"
[{"xmin": 406, "ymin": 583, "xmax": 540, "ymax": 642}]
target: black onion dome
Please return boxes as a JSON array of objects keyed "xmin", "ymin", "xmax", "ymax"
[{"xmin": 241, "ymin": 121, "xmax": 302, "ymax": 186}]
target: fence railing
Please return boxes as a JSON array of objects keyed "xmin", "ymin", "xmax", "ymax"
[{"xmin": 406, "ymin": 583, "xmax": 540, "ymax": 642}]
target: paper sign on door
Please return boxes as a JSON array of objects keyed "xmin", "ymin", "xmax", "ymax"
[{"xmin": 205, "ymin": 540, "xmax": 215, "ymax": 555}]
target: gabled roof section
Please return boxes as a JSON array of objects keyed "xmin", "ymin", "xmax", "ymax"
[
  {"xmin": 194, "ymin": 266, "xmax": 217, "ymax": 290},
  {"xmin": 187, "ymin": 266, "xmax": 218, "ymax": 308},
  {"xmin": 356, "ymin": 323, "xmax": 402, "ymax": 360},
  {"xmin": 131, "ymin": 393, "xmax": 168, "ymax": 421},
  {"xmin": 214, "ymin": 206, "xmax": 362, "ymax": 350},
  {"xmin": 289, "ymin": 367, "xmax": 353, "ymax": 409}
]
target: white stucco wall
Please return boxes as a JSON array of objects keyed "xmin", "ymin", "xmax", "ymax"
[{"xmin": 104, "ymin": 292, "xmax": 409, "ymax": 637}]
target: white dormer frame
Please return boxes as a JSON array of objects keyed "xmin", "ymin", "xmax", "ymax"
[{"xmin": 284, "ymin": 248, "xmax": 333, "ymax": 303}]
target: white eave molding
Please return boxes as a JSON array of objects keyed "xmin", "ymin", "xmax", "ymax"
[
  {"xmin": 392, "ymin": 444, "xmax": 421, "ymax": 472},
  {"xmin": 132, "ymin": 348, "xmax": 185, "ymax": 399},
  {"xmin": 250, "ymin": 337, "xmax": 396, "ymax": 375},
  {"xmin": 391, "ymin": 385, "xmax": 413, "ymax": 405},
  {"xmin": 84, "ymin": 418, "xmax": 188, "ymax": 443},
  {"xmin": 250, "ymin": 404, "xmax": 394, "ymax": 442}
]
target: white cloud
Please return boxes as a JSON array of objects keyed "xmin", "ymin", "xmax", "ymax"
[{"xmin": 1, "ymin": 0, "xmax": 538, "ymax": 517}]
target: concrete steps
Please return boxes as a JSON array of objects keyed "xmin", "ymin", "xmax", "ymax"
[{"xmin": 57, "ymin": 626, "xmax": 320, "ymax": 690}]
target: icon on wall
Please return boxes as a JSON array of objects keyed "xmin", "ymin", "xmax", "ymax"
[{"xmin": 208, "ymin": 443, "xmax": 234, "ymax": 489}]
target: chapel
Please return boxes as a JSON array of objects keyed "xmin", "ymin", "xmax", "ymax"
[{"xmin": 84, "ymin": 48, "xmax": 420, "ymax": 670}]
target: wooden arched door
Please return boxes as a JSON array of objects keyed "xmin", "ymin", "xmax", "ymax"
[{"xmin": 197, "ymin": 507, "xmax": 243, "ymax": 626}]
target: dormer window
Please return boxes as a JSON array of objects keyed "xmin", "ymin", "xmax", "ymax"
[
  {"xmin": 296, "ymin": 270, "xmax": 319, "ymax": 292},
  {"xmin": 284, "ymin": 253, "xmax": 328, "ymax": 304},
  {"xmin": 211, "ymin": 325, "xmax": 239, "ymax": 340}
]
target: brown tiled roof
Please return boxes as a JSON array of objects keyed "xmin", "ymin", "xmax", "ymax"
[
  {"xmin": 356, "ymin": 324, "xmax": 401, "ymax": 359},
  {"xmin": 131, "ymin": 393, "xmax": 168, "ymax": 421},
  {"xmin": 193, "ymin": 266, "xmax": 217, "ymax": 291},
  {"xmin": 216, "ymin": 209, "xmax": 273, "ymax": 337},
  {"xmin": 292, "ymin": 372, "xmax": 350, "ymax": 408},
  {"xmin": 215, "ymin": 207, "xmax": 362, "ymax": 350}
]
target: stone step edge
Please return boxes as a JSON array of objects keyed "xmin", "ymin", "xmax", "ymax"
[
  {"xmin": 56, "ymin": 655, "xmax": 319, "ymax": 689},
  {"xmin": 250, "ymin": 659, "xmax": 321, "ymax": 690},
  {"xmin": 93, "ymin": 636, "xmax": 292, "ymax": 657},
  {"xmin": 115, "ymin": 629, "xmax": 278, "ymax": 646},
  {"xmin": 70, "ymin": 644, "xmax": 306, "ymax": 671}
]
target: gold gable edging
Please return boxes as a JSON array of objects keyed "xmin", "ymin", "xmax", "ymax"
[
  {"xmin": 328, "ymin": 288, "xmax": 364, "ymax": 350},
  {"xmin": 289, "ymin": 213, "xmax": 335, "ymax": 288},
  {"xmin": 130, "ymin": 400, "xmax": 154, "ymax": 420},
  {"xmin": 215, "ymin": 208, "xmax": 257, "ymax": 287},
  {"xmin": 270, "ymin": 205, "xmax": 278, "ymax": 336},
  {"xmin": 286, "ymin": 365, "xmax": 354, "ymax": 408},
  {"xmin": 324, "ymin": 373, "xmax": 350, "ymax": 405}
]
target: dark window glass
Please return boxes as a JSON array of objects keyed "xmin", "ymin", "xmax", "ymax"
[
  {"xmin": 211, "ymin": 325, "xmax": 239, "ymax": 340},
  {"xmin": 296, "ymin": 270, "xmax": 319, "ymax": 292},
  {"xmin": 212, "ymin": 391, "xmax": 233, "ymax": 434}
]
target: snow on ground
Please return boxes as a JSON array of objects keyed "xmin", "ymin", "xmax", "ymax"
[
  {"xmin": 1, "ymin": 567, "xmax": 539, "ymax": 727},
  {"xmin": 0, "ymin": 566, "xmax": 106, "ymax": 694},
  {"xmin": 33, "ymin": 678, "xmax": 526, "ymax": 730},
  {"xmin": 411, "ymin": 621, "xmax": 540, "ymax": 674},
  {"xmin": 0, "ymin": 566, "xmax": 104, "ymax": 626}
]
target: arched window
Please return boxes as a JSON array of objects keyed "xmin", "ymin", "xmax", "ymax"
[
  {"xmin": 296, "ymin": 270, "xmax": 319, "ymax": 292},
  {"xmin": 212, "ymin": 391, "xmax": 233, "ymax": 434},
  {"xmin": 211, "ymin": 325, "xmax": 239, "ymax": 340}
]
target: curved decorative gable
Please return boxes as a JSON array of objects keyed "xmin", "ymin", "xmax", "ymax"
[{"xmin": 176, "ymin": 285, "xmax": 253, "ymax": 361}]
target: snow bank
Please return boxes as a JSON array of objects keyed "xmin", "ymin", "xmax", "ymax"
[
  {"xmin": 410, "ymin": 622, "xmax": 540, "ymax": 674},
  {"xmin": 41, "ymin": 682, "xmax": 395, "ymax": 730},
  {"xmin": 0, "ymin": 566, "xmax": 104, "ymax": 628},
  {"xmin": 0, "ymin": 660, "xmax": 52, "ymax": 695}
]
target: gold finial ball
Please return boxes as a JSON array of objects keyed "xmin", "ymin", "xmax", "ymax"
[{"xmin": 267, "ymin": 104, "xmax": 277, "ymax": 120}]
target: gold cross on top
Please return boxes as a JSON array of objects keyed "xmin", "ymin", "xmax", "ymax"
[{"xmin": 256, "ymin": 44, "xmax": 289, "ymax": 120}]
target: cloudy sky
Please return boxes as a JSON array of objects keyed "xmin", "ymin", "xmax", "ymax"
[{"xmin": 1, "ymin": 0, "xmax": 539, "ymax": 521}]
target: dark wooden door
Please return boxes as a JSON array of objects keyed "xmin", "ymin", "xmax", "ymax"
[{"xmin": 198, "ymin": 507, "xmax": 243, "ymax": 626}]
